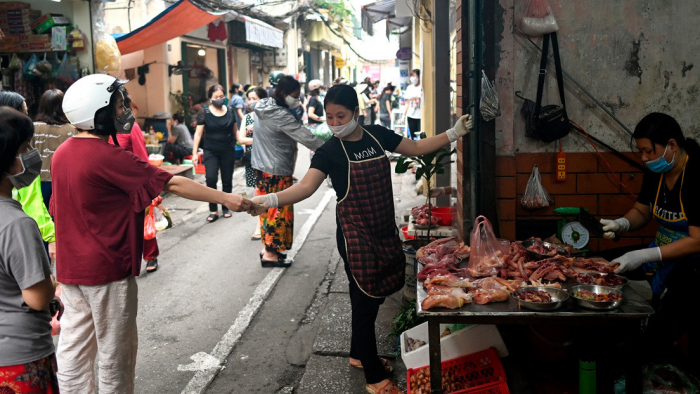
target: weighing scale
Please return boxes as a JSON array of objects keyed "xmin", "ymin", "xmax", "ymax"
[{"xmin": 554, "ymin": 207, "xmax": 617, "ymax": 250}]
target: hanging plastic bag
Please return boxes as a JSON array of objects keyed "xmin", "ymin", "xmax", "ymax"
[
  {"xmin": 8, "ymin": 53, "xmax": 22, "ymax": 72},
  {"xmin": 56, "ymin": 53, "xmax": 75, "ymax": 84},
  {"xmin": 48, "ymin": 52, "xmax": 62, "ymax": 75},
  {"xmin": 521, "ymin": 164, "xmax": 553, "ymax": 209},
  {"xmin": 144, "ymin": 207, "xmax": 157, "ymax": 240},
  {"xmin": 94, "ymin": 20, "xmax": 121, "ymax": 72},
  {"xmin": 23, "ymin": 54, "xmax": 40, "ymax": 79},
  {"xmin": 153, "ymin": 206, "xmax": 169, "ymax": 231},
  {"xmin": 518, "ymin": 0, "xmax": 559, "ymax": 36},
  {"xmin": 480, "ymin": 70, "xmax": 500, "ymax": 121},
  {"xmin": 309, "ymin": 123, "xmax": 332, "ymax": 142},
  {"xmin": 159, "ymin": 205, "xmax": 173, "ymax": 229},
  {"xmin": 36, "ymin": 53, "xmax": 53, "ymax": 74},
  {"xmin": 468, "ymin": 216, "xmax": 508, "ymax": 277}
]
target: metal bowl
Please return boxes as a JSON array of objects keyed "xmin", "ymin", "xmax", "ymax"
[
  {"xmin": 576, "ymin": 273, "xmax": 628, "ymax": 291},
  {"xmin": 521, "ymin": 240, "xmax": 568, "ymax": 260},
  {"xmin": 512, "ymin": 286, "xmax": 570, "ymax": 311},
  {"xmin": 570, "ymin": 285, "xmax": 624, "ymax": 310}
]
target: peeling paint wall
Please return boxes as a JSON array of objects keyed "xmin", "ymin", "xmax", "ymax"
[{"xmin": 496, "ymin": 0, "xmax": 700, "ymax": 155}]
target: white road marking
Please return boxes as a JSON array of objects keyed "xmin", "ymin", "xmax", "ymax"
[
  {"xmin": 180, "ymin": 189, "xmax": 335, "ymax": 394},
  {"xmin": 177, "ymin": 353, "xmax": 222, "ymax": 372}
]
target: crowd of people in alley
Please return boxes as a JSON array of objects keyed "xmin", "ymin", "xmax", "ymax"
[{"xmin": 0, "ymin": 66, "xmax": 473, "ymax": 394}]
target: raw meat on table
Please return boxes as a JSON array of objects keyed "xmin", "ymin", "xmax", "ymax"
[
  {"xmin": 421, "ymin": 294, "xmax": 467, "ymax": 310},
  {"xmin": 426, "ymin": 285, "xmax": 474, "ymax": 303},
  {"xmin": 469, "ymin": 288, "xmax": 510, "ymax": 304},
  {"xmin": 423, "ymin": 274, "xmax": 474, "ymax": 288}
]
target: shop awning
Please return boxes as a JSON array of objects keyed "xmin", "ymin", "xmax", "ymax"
[
  {"xmin": 115, "ymin": 0, "xmax": 224, "ymax": 55},
  {"xmin": 228, "ymin": 15, "xmax": 284, "ymax": 49},
  {"xmin": 362, "ymin": 0, "xmax": 411, "ymax": 37}
]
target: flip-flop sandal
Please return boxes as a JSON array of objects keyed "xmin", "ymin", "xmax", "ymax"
[
  {"xmin": 223, "ymin": 211, "xmax": 232, "ymax": 218},
  {"xmin": 251, "ymin": 235, "xmax": 262, "ymax": 241},
  {"xmin": 206, "ymin": 213, "xmax": 219, "ymax": 223},
  {"xmin": 350, "ymin": 358, "xmax": 393, "ymax": 373},
  {"xmin": 146, "ymin": 259, "xmax": 158, "ymax": 273},
  {"xmin": 261, "ymin": 259, "xmax": 292, "ymax": 268},
  {"xmin": 365, "ymin": 381, "xmax": 402, "ymax": 394}
]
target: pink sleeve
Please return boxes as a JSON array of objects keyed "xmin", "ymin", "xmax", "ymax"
[{"xmin": 129, "ymin": 123, "xmax": 149, "ymax": 161}]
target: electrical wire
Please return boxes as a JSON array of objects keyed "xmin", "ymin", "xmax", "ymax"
[{"xmin": 570, "ymin": 119, "xmax": 638, "ymax": 199}]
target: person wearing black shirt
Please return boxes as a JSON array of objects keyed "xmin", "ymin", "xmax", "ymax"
[
  {"xmin": 378, "ymin": 86, "xmax": 393, "ymax": 128},
  {"xmin": 249, "ymin": 84, "xmax": 472, "ymax": 394},
  {"xmin": 600, "ymin": 113, "xmax": 700, "ymax": 374},
  {"xmin": 192, "ymin": 84, "xmax": 238, "ymax": 222},
  {"xmin": 307, "ymin": 90, "xmax": 324, "ymax": 125}
]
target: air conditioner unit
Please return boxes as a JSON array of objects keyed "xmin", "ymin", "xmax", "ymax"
[
  {"xmin": 275, "ymin": 47, "xmax": 287, "ymax": 67},
  {"xmin": 263, "ymin": 50, "xmax": 275, "ymax": 67}
]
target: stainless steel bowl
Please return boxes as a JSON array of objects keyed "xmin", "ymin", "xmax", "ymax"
[
  {"xmin": 521, "ymin": 240, "xmax": 568, "ymax": 260},
  {"xmin": 570, "ymin": 285, "xmax": 624, "ymax": 310},
  {"xmin": 576, "ymin": 273, "xmax": 628, "ymax": 291},
  {"xmin": 512, "ymin": 286, "xmax": 569, "ymax": 311}
]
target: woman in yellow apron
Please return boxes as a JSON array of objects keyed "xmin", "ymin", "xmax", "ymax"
[
  {"xmin": 250, "ymin": 84, "xmax": 472, "ymax": 394},
  {"xmin": 601, "ymin": 113, "xmax": 700, "ymax": 373}
]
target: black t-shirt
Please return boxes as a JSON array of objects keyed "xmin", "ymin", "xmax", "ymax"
[
  {"xmin": 311, "ymin": 125, "xmax": 403, "ymax": 200},
  {"xmin": 637, "ymin": 156, "xmax": 700, "ymax": 227},
  {"xmin": 196, "ymin": 106, "xmax": 236, "ymax": 151},
  {"xmin": 308, "ymin": 97, "xmax": 324, "ymax": 124}
]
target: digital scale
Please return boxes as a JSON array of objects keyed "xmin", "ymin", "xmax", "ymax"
[{"xmin": 554, "ymin": 207, "xmax": 619, "ymax": 250}]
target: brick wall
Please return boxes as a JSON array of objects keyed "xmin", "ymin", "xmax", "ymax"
[
  {"xmin": 496, "ymin": 152, "xmax": 657, "ymax": 251},
  {"xmin": 455, "ymin": 0, "xmax": 465, "ymax": 240}
]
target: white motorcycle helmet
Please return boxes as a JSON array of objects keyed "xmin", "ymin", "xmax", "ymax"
[
  {"xmin": 308, "ymin": 79, "xmax": 322, "ymax": 92},
  {"xmin": 63, "ymin": 74, "xmax": 128, "ymax": 130}
]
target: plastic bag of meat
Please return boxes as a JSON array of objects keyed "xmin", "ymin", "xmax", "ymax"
[
  {"xmin": 518, "ymin": 0, "xmax": 559, "ymax": 37},
  {"xmin": 521, "ymin": 164, "xmax": 553, "ymax": 210},
  {"xmin": 468, "ymin": 216, "xmax": 509, "ymax": 277}
]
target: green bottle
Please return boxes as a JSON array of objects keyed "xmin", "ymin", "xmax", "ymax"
[{"xmin": 579, "ymin": 358, "xmax": 596, "ymax": 394}]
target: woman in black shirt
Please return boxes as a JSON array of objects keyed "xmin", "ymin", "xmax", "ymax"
[
  {"xmin": 250, "ymin": 84, "xmax": 471, "ymax": 394},
  {"xmin": 192, "ymin": 84, "xmax": 238, "ymax": 222},
  {"xmin": 378, "ymin": 86, "xmax": 393, "ymax": 128}
]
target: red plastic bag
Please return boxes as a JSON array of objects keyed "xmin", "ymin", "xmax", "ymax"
[
  {"xmin": 518, "ymin": 0, "xmax": 559, "ymax": 36},
  {"xmin": 144, "ymin": 206, "xmax": 157, "ymax": 240},
  {"xmin": 468, "ymin": 216, "xmax": 508, "ymax": 278}
]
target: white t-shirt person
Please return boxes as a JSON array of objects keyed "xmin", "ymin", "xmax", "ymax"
[{"xmin": 404, "ymin": 83, "xmax": 423, "ymax": 119}]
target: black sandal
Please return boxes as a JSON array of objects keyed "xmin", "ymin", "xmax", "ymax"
[
  {"xmin": 207, "ymin": 213, "xmax": 219, "ymax": 223},
  {"xmin": 223, "ymin": 211, "xmax": 232, "ymax": 218},
  {"xmin": 146, "ymin": 259, "xmax": 158, "ymax": 273},
  {"xmin": 260, "ymin": 253, "xmax": 291, "ymax": 268}
]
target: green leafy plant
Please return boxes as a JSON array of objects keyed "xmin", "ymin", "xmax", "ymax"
[
  {"xmin": 169, "ymin": 90, "xmax": 192, "ymax": 118},
  {"xmin": 315, "ymin": 0, "xmax": 354, "ymax": 23},
  {"xmin": 390, "ymin": 299, "xmax": 426, "ymax": 338},
  {"xmin": 395, "ymin": 136, "xmax": 456, "ymax": 240}
]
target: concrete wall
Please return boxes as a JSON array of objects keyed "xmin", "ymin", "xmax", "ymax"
[{"xmin": 495, "ymin": 0, "xmax": 700, "ymax": 155}]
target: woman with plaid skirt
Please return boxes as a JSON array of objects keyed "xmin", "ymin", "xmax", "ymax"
[
  {"xmin": 250, "ymin": 84, "xmax": 473, "ymax": 394},
  {"xmin": 250, "ymin": 76, "xmax": 324, "ymax": 267}
]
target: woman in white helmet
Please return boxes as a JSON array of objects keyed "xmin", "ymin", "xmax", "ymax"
[{"xmin": 51, "ymin": 74, "xmax": 252, "ymax": 393}]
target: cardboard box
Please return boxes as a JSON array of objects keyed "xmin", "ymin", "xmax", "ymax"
[
  {"xmin": 0, "ymin": 10, "xmax": 41, "ymax": 20},
  {"xmin": 31, "ymin": 14, "xmax": 70, "ymax": 34},
  {"xmin": 50, "ymin": 26, "xmax": 67, "ymax": 51},
  {"xmin": 0, "ymin": 3, "xmax": 31, "ymax": 11},
  {"xmin": 4, "ymin": 25, "xmax": 32, "ymax": 35},
  {"xmin": 0, "ymin": 34, "xmax": 21, "ymax": 52},
  {"xmin": 2, "ymin": 16, "xmax": 34, "ymax": 27},
  {"xmin": 399, "ymin": 322, "xmax": 509, "ymax": 370}
]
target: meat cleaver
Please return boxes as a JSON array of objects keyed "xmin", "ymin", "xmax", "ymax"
[{"xmin": 579, "ymin": 207, "xmax": 620, "ymax": 242}]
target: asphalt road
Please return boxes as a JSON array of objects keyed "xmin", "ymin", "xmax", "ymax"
[{"xmin": 128, "ymin": 145, "xmax": 333, "ymax": 393}]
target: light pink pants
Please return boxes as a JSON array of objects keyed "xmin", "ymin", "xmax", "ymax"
[{"xmin": 56, "ymin": 276, "xmax": 138, "ymax": 394}]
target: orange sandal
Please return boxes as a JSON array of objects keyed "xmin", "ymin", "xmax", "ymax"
[
  {"xmin": 350, "ymin": 357, "xmax": 393, "ymax": 373},
  {"xmin": 365, "ymin": 381, "xmax": 403, "ymax": 394}
]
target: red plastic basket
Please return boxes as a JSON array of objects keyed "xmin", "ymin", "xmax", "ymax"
[
  {"xmin": 406, "ymin": 347, "xmax": 509, "ymax": 394},
  {"xmin": 430, "ymin": 207, "xmax": 454, "ymax": 226}
]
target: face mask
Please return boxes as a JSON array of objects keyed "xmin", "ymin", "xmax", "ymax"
[
  {"xmin": 410, "ymin": 76, "xmax": 419, "ymax": 85},
  {"xmin": 285, "ymin": 96, "xmax": 300, "ymax": 109},
  {"xmin": 329, "ymin": 110, "xmax": 358, "ymax": 139},
  {"xmin": 646, "ymin": 144, "xmax": 676, "ymax": 173},
  {"xmin": 320, "ymin": 91, "xmax": 326, "ymax": 98},
  {"xmin": 114, "ymin": 107, "xmax": 136, "ymax": 134},
  {"xmin": 5, "ymin": 148, "xmax": 42, "ymax": 189},
  {"xmin": 211, "ymin": 98, "xmax": 225, "ymax": 108}
]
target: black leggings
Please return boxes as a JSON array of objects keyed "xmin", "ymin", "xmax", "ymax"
[
  {"xmin": 407, "ymin": 117, "xmax": 421, "ymax": 139},
  {"xmin": 203, "ymin": 148, "xmax": 235, "ymax": 212},
  {"xmin": 337, "ymin": 228, "xmax": 387, "ymax": 384}
]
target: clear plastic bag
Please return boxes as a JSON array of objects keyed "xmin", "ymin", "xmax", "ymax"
[
  {"xmin": 480, "ymin": 70, "xmax": 500, "ymax": 121},
  {"xmin": 153, "ymin": 206, "xmax": 169, "ymax": 231},
  {"xmin": 521, "ymin": 164, "xmax": 553, "ymax": 209},
  {"xmin": 94, "ymin": 20, "xmax": 121, "ymax": 72},
  {"xmin": 468, "ymin": 216, "xmax": 509, "ymax": 278},
  {"xmin": 23, "ymin": 54, "xmax": 40, "ymax": 79},
  {"xmin": 518, "ymin": 0, "xmax": 559, "ymax": 36},
  {"xmin": 56, "ymin": 53, "xmax": 75, "ymax": 84},
  {"xmin": 8, "ymin": 53, "xmax": 22, "ymax": 71}
]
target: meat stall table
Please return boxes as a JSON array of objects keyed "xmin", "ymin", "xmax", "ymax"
[{"xmin": 416, "ymin": 280, "xmax": 655, "ymax": 393}]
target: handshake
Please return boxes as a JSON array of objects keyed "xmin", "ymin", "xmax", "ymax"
[{"xmin": 223, "ymin": 193, "xmax": 275, "ymax": 216}]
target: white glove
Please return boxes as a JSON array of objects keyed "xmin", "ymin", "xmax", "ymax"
[
  {"xmin": 612, "ymin": 247, "xmax": 661, "ymax": 274},
  {"xmin": 600, "ymin": 218, "xmax": 630, "ymax": 239},
  {"xmin": 446, "ymin": 115, "xmax": 473, "ymax": 142},
  {"xmin": 249, "ymin": 193, "xmax": 278, "ymax": 216},
  {"xmin": 430, "ymin": 187, "xmax": 446, "ymax": 197}
]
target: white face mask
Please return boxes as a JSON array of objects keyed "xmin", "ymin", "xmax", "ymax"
[
  {"xmin": 410, "ymin": 76, "xmax": 419, "ymax": 85},
  {"xmin": 328, "ymin": 110, "xmax": 358, "ymax": 139},
  {"xmin": 285, "ymin": 96, "xmax": 300, "ymax": 109}
]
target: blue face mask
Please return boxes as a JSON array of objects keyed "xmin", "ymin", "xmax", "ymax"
[{"xmin": 646, "ymin": 144, "xmax": 675, "ymax": 173}]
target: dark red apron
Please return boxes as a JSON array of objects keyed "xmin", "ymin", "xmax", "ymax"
[{"xmin": 337, "ymin": 129, "xmax": 405, "ymax": 298}]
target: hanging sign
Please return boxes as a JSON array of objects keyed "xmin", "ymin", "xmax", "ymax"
[{"xmin": 334, "ymin": 57, "xmax": 345, "ymax": 68}]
